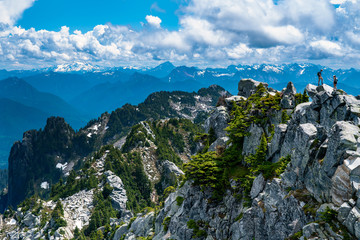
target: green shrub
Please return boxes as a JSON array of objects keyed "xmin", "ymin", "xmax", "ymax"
[
  {"xmin": 163, "ymin": 186, "xmax": 176, "ymax": 200},
  {"xmin": 85, "ymin": 192, "xmax": 116, "ymax": 236},
  {"xmin": 187, "ymin": 220, "xmax": 208, "ymax": 238},
  {"xmin": 102, "ymin": 183, "xmax": 113, "ymax": 199},
  {"xmin": 295, "ymin": 90, "xmax": 309, "ymax": 106},
  {"xmin": 320, "ymin": 207, "xmax": 337, "ymax": 223},
  {"xmin": 51, "ymin": 201, "xmax": 67, "ymax": 230},
  {"xmin": 176, "ymin": 196, "xmax": 184, "ymax": 206},
  {"xmin": 162, "ymin": 216, "xmax": 171, "ymax": 232},
  {"xmin": 184, "ymin": 151, "xmax": 223, "ymax": 189},
  {"xmin": 286, "ymin": 230, "xmax": 303, "ymax": 240},
  {"xmin": 281, "ymin": 110, "xmax": 290, "ymax": 123}
]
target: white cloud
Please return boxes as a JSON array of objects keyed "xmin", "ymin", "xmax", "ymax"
[
  {"xmin": 330, "ymin": 0, "xmax": 356, "ymax": 4},
  {"xmin": 226, "ymin": 44, "xmax": 253, "ymax": 59},
  {"xmin": 262, "ymin": 25, "xmax": 304, "ymax": 45},
  {"xmin": 145, "ymin": 15, "xmax": 162, "ymax": 28},
  {"xmin": 1, "ymin": 0, "xmax": 360, "ymax": 69},
  {"xmin": 0, "ymin": 0, "xmax": 35, "ymax": 25},
  {"xmin": 310, "ymin": 40, "xmax": 343, "ymax": 57}
]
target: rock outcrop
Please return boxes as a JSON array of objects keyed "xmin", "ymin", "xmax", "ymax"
[
  {"xmin": 8, "ymin": 117, "xmax": 76, "ymax": 209},
  {"xmin": 105, "ymin": 170, "xmax": 128, "ymax": 211},
  {"xmin": 280, "ymin": 82, "xmax": 297, "ymax": 109},
  {"xmin": 204, "ymin": 106, "xmax": 229, "ymax": 139},
  {"xmin": 238, "ymin": 79, "xmax": 269, "ymax": 98},
  {"xmin": 4, "ymin": 79, "xmax": 360, "ymax": 240}
]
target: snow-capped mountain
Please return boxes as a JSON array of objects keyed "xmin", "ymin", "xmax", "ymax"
[{"xmin": 50, "ymin": 62, "xmax": 103, "ymax": 73}]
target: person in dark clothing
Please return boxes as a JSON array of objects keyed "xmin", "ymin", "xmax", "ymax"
[
  {"xmin": 317, "ymin": 69, "xmax": 323, "ymax": 86},
  {"xmin": 333, "ymin": 75, "xmax": 338, "ymax": 90}
]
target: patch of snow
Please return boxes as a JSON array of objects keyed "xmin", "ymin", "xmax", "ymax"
[
  {"xmin": 299, "ymin": 69, "xmax": 305, "ymax": 75},
  {"xmin": 236, "ymin": 67, "xmax": 244, "ymax": 71},
  {"xmin": 87, "ymin": 133, "xmax": 92, "ymax": 138},
  {"xmin": 263, "ymin": 65, "xmax": 283, "ymax": 73},
  {"xmin": 7, "ymin": 219, "xmax": 17, "ymax": 225},
  {"xmin": 213, "ymin": 73, "xmax": 235, "ymax": 77},
  {"xmin": 54, "ymin": 62, "xmax": 100, "ymax": 72},
  {"xmin": 299, "ymin": 64, "xmax": 309, "ymax": 68},
  {"xmin": 88, "ymin": 124, "xmax": 100, "ymax": 131},
  {"xmin": 41, "ymin": 181, "xmax": 49, "ymax": 190},
  {"xmin": 56, "ymin": 162, "xmax": 68, "ymax": 171},
  {"xmin": 197, "ymin": 70, "xmax": 205, "ymax": 76},
  {"xmin": 102, "ymin": 72, "xmax": 114, "ymax": 75}
]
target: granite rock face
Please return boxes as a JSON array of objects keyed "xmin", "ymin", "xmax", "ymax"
[
  {"xmin": 204, "ymin": 106, "xmax": 229, "ymax": 139},
  {"xmin": 105, "ymin": 170, "xmax": 128, "ymax": 211},
  {"xmin": 280, "ymin": 82, "xmax": 297, "ymax": 109},
  {"xmin": 5, "ymin": 80, "xmax": 360, "ymax": 240},
  {"xmin": 238, "ymin": 79, "xmax": 269, "ymax": 98},
  {"xmin": 146, "ymin": 82, "xmax": 360, "ymax": 239}
]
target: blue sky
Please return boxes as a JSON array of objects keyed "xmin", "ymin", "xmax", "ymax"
[
  {"xmin": 17, "ymin": 0, "xmax": 181, "ymax": 32},
  {"xmin": 0, "ymin": 0, "xmax": 359, "ymax": 69}
]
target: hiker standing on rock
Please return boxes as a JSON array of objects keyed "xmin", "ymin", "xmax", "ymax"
[
  {"xmin": 317, "ymin": 69, "xmax": 323, "ymax": 86},
  {"xmin": 333, "ymin": 75, "xmax": 338, "ymax": 90}
]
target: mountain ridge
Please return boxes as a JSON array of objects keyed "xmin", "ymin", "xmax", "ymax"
[{"xmin": 2, "ymin": 79, "xmax": 360, "ymax": 239}]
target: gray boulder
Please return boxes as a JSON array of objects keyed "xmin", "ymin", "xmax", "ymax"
[
  {"xmin": 204, "ymin": 106, "xmax": 229, "ymax": 139},
  {"xmin": 331, "ymin": 164, "xmax": 352, "ymax": 206},
  {"xmin": 338, "ymin": 202, "xmax": 352, "ymax": 222},
  {"xmin": 292, "ymin": 102, "xmax": 319, "ymax": 125},
  {"xmin": 280, "ymin": 82, "xmax": 297, "ymax": 109},
  {"xmin": 159, "ymin": 160, "xmax": 184, "ymax": 190},
  {"xmin": 162, "ymin": 160, "xmax": 184, "ymax": 178},
  {"xmin": 128, "ymin": 212, "xmax": 155, "ymax": 237},
  {"xmin": 302, "ymin": 222, "xmax": 321, "ymax": 239},
  {"xmin": 344, "ymin": 207, "xmax": 360, "ymax": 235},
  {"xmin": 243, "ymin": 123, "xmax": 264, "ymax": 156},
  {"xmin": 105, "ymin": 170, "xmax": 128, "ymax": 211},
  {"xmin": 268, "ymin": 124, "xmax": 287, "ymax": 162},
  {"xmin": 283, "ymin": 82, "xmax": 297, "ymax": 96},
  {"xmin": 323, "ymin": 122, "xmax": 360, "ymax": 177},
  {"xmin": 22, "ymin": 212, "xmax": 39, "ymax": 228},
  {"xmin": 224, "ymin": 96, "xmax": 246, "ymax": 107},
  {"xmin": 113, "ymin": 224, "xmax": 128, "ymax": 240},
  {"xmin": 306, "ymin": 84, "xmax": 318, "ymax": 99},
  {"xmin": 238, "ymin": 79, "xmax": 268, "ymax": 98},
  {"xmin": 250, "ymin": 173, "xmax": 265, "ymax": 199}
]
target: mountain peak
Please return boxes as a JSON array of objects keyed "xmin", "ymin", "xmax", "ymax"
[
  {"xmin": 145, "ymin": 61, "xmax": 176, "ymax": 78},
  {"xmin": 51, "ymin": 62, "xmax": 101, "ymax": 73}
]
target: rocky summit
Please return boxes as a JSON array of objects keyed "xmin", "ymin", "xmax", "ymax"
[{"xmin": 2, "ymin": 79, "xmax": 360, "ymax": 240}]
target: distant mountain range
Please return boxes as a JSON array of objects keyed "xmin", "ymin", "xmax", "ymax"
[{"xmin": 0, "ymin": 62, "xmax": 360, "ymax": 168}]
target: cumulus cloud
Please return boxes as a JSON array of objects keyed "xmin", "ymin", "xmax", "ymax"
[
  {"xmin": 145, "ymin": 15, "xmax": 162, "ymax": 28},
  {"xmin": 0, "ymin": 0, "xmax": 35, "ymax": 25},
  {"xmin": 0, "ymin": 0, "xmax": 360, "ymax": 69},
  {"xmin": 309, "ymin": 40, "xmax": 343, "ymax": 58}
]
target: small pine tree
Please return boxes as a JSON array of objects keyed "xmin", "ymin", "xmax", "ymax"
[
  {"xmin": 255, "ymin": 133, "xmax": 267, "ymax": 164},
  {"xmin": 245, "ymin": 133, "xmax": 267, "ymax": 170},
  {"xmin": 102, "ymin": 183, "xmax": 113, "ymax": 199},
  {"xmin": 302, "ymin": 90, "xmax": 309, "ymax": 103}
]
